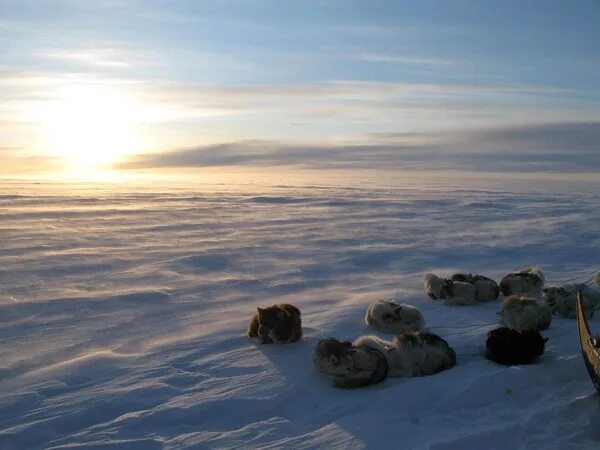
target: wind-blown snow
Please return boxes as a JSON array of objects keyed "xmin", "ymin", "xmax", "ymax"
[{"xmin": 1, "ymin": 177, "xmax": 599, "ymax": 449}]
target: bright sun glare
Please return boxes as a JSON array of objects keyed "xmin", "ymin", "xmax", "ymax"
[{"xmin": 41, "ymin": 85, "xmax": 141, "ymax": 171}]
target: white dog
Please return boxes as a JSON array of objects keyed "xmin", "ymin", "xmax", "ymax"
[
  {"xmin": 544, "ymin": 284, "xmax": 600, "ymax": 319},
  {"xmin": 354, "ymin": 331, "xmax": 456, "ymax": 378},
  {"xmin": 500, "ymin": 295, "xmax": 552, "ymax": 331},
  {"xmin": 499, "ymin": 267, "xmax": 545, "ymax": 297},
  {"xmin": 365, "ymin": 300, "xmax": 425, "ymax": 334},
  {"xmin": 424, "ymin": 273, "xmax": 477, "ymax": 306}
]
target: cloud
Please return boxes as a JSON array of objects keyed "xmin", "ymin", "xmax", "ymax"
[
  {"xmin": 0, "ymin": 147, "xmax": 62, "ymax": 175},
  {"xmin": 119, "ymin": 121, "xmax": 600, "ymax": 174},
  {"xmin": 352, "ymin": 53, "xmax": 457, "ymax": 66},
  {"xmin": 2, "ymin": 69, "xmax": 600, "ymax": 176},
  {"xmin": 42, "ymin": 50, "xmax": 133, "ymax": 68}
]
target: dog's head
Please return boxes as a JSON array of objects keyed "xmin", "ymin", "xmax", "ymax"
[{"xmin": 314, "ymin": 338, "xmax": 356, "ymax": 376}]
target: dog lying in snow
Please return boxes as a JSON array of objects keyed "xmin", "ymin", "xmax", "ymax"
[
  {"xmin": 354, "ymin": 331, "xmax": 456, "ymax": 378},
  {"xmin": 364, "ymin": 300, "xmax": 425, "ymax": 334},
  {"xmin": 424, "ymin": 273, "xmax": 476, "ymax": 306},
  {"xmin": 424, "ymin": 272, "xmax": 498, "ymax": 305},
  {"xmin": 450, "ymin": 273, "xmax": 499, "ymax": 302},
  {"xmin": 313, "ymin": 338, "xmax": 389, "ymax": 388},
  {"xmin": 499, "ymin": 295, "xmax": 552, "ymax": 331},
  {"xmin": 247, "ymin": 304, "xmax": 302, "ymax": 344},
  {"xmin": 544, "ymin": 284, "xmax": 600, "ymax": 319},
  {"xmin": 485, "ymin": 327, "xmax": 547, "ymax": 365},
  {"xmin": 499, "ymin": 267, "xmax": 545, "ymax": 297}
]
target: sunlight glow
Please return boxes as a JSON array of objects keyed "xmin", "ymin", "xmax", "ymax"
[{"xmin": 40, "ymin": 85, "xmax": 141, "ymax": 171}]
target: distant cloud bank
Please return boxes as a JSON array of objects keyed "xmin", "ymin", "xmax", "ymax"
[{"xmin": 119, "ymin": 121, "xmax": 600, "ymax": 174}]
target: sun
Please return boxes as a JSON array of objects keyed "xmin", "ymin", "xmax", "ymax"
[{"xmin": 41, "ymin": 85, "xmax": 141, "ymax": 171}]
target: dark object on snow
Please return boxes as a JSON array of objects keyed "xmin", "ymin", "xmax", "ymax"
[
  {"xmin": 485, "ymin": 327, "xmax": 547, "ymax": 366},
  {"xmin": 247, "ymin": 304, "xmax": 302, "ymax": 344},
  {"xmin": 576, "ymin": 292, "xmax": 600, "ymax": 393}
]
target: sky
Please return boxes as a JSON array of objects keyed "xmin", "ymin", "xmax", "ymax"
[{"xmin": 1, "ymin": 0, "xmax": 600, "ymax": 178}]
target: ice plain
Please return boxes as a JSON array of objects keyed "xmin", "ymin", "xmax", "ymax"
[{"xmin": 1, "ymin": 176, "xmax": 599, "ymax": 449}]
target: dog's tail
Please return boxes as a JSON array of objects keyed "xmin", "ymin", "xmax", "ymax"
[{"xmin": 364, "ymin": 307, "xmax": 374, "ymax": 326}]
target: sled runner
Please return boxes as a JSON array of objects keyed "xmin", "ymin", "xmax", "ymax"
[{"xmin": 576, "ymin": 291, "xmax": 600, "ymax": 393}]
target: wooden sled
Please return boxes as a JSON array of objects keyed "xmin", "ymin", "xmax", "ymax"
[{"xmin": 576, "ymin": 291, "xmax": 600, "ymax": 393}]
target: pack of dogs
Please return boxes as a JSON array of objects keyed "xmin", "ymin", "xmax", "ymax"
[{"xmin": 247, "ymin": 267, "xmax": 600, "ymax": 388}]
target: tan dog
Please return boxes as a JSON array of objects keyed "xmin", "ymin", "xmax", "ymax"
[
  {"xmin": 499, "ymin": 267, "xmax": 545, "ymax": 297},
  {"xmin": 500, "ymin": 295, "xmax": 552, "ymax": 331}
]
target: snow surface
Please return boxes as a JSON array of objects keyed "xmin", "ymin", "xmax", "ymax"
[{"xmin": 1, "ymin": 177, "xmax": 599, "ymax": 449}]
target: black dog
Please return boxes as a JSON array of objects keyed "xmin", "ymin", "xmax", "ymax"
[{"xmin": 485, "ymin": 327, "xmax": 547, "ymax": 366}]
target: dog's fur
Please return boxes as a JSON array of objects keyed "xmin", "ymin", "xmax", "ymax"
[
  {"xmin": 424, "ymin": 273, "xmax": 449, "ymax": 300},
  {"xmin": 354, "ymin": 331, "xmax": 456, "ymax": 377},
  {"xmin": 500, "ymin": 295, "xmax": 552, "ymax": 331},
  {"xmin": 364, "ymin": 300, "xmax": 425, "ymax": 334},
  {"xmin": 247, "ymin": 304, "xmax": 302, "ymax": 344},
  {"xmin": 424, "ymin": 273, "xmax": 477, "ymax": 306},
  {"xmin": 425, "ymin": 272, "xmax": 498, "ymax": 305},
  {"xmin": 485, "ymin": 327, "xmax": 547, "ymax": 365},
  {"xmin": 499, "ymin": 267, "xmax": 545, "ymax": 297},
  {"xmin": 313, "ymin": 338, "xmax": 389, "ymax": 388},
  {"xmin": 544, "ymin": 284, "xmax": 600, "ymax": 319},
  {"xmin": 451, "ymin": 273, "xmax": 499, "ymax": 302}
]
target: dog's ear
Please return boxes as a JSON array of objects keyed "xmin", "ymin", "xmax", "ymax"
[{"xmin": 257, "ymin": 307, "xmax": 264, "ymax": 314}]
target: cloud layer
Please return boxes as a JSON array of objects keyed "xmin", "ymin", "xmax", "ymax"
[{"xmin": 119, "ymin": 122, "xmax": 600, "ymax": 174}]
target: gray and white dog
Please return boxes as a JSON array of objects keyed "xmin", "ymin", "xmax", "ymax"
[
  {"xmin": 450, "ymin": 273, "xmax": 499, "ymax": 302},
  {"xmin": 424, "ymin": 273, "xmax": 476, "ymax": 306},
  {"xmin": 424, "ymin": 272, "xmax": 499, "ymax": 305},
  {"xmin": 354, "ymin": 331, "xmax": 456, "ymax": 378},
  {"xmin": 544, "ymin": 284, "xmax": 600, "ymax": 319},
  {"xmin": 313, "ymin": 338, "xmax": 389, "ymax": 388}
]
